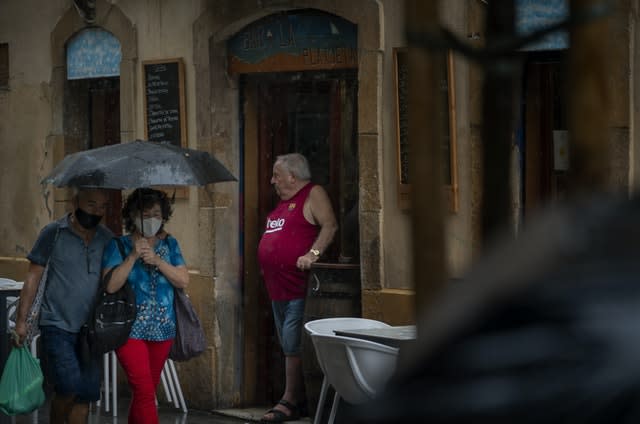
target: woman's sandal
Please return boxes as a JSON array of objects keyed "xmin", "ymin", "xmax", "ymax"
[{"xmin": 260, "ymin": 399, "xmax": 300, "ymax": 423}]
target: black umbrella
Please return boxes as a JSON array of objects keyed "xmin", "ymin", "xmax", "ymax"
[
  {"xmin": 42, "ymin": 140, "xmax": 237, "ymax": 232},
  {"xmin": 42, "ymin": 139, "xmax": 236, "ymax": 189}
]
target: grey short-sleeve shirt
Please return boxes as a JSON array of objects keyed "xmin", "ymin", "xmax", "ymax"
[{"xmin": 27, "ymin": 214, "xmax": 113, "ymax": 332}]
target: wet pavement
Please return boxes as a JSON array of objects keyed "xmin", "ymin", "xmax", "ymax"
[{"xmin": 10, "ymin": 399, "xmax": 312, "ymax": 424}]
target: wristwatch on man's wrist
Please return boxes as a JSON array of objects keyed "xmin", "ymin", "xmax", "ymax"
[{"xmin": 309, "ymin": 248, "xmax": 321, "ymax": 257}]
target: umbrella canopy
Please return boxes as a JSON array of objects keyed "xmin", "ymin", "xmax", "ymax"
[{"xmin": 42, "ymin": 140, "xmax": 236, "ymax": 189}]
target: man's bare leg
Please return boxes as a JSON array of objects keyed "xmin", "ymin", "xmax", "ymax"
[{"xmin": 262, "ymin": 355, "xmax": 303, "ymax": 421}]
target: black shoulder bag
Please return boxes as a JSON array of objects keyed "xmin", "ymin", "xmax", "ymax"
[{"xmin": 79, "ymin": 238, "xmax": 136, "ymax": 364}]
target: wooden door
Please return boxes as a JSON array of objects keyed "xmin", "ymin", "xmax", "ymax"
[
  {"xmin": 89, "ymin": 78, "xmax": 122, "ymax": 235},
  {"xmin": 257, "ymin": 75, "xmax": 357, "ymax": 260},
  {"xmin": 524, "ymin": 58, "xmax": 567, "ymax": 217},
  {"xmin": 243, "ymin": 70, "xmax": 358, "ymax": 406}
]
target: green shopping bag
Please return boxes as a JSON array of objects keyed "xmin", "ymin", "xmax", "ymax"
[{"xmin": 0, "ymin": 344, "xmax": 45, "ymax": 415}]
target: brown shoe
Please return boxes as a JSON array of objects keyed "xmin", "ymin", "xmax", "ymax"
[
  {"xmin": 68, "ymin": 402, "xmax": 90, "ymax": 424},
  {"xmin": 50, "ymin": 393, "xmax": 75, "ymax": 424}
]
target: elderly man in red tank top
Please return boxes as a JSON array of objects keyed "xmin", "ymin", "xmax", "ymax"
[{"xmin": 257, "ymin": 153, "xmax": 337, "ymax": 423}]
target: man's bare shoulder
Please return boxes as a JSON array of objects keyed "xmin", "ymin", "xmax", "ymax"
[{"xmin": 308, "ymin": 184, "xmax": 331, "ymax": 201}]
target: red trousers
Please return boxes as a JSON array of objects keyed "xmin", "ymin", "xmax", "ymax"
[{"xmin": 116, "ymin": 338, "xmax": 173, "ymax": 424}]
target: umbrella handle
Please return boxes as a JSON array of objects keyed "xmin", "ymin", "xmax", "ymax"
[{"xmin": 139, "ymin": 190, "xmax": 144, "ymax": 235}]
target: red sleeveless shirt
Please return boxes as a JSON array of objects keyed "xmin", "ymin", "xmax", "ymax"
[{"xmin": 258, "ymin": 183, "xmax": 318, "ymax": 301}]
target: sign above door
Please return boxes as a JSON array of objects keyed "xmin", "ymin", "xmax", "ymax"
[
  {"xmin": 67, "ymin": 28, "xmax": 121, "ymax": 80},
  {"xmin": 228, "ymin": 9, "xmax": 357, "ymax": 74}
]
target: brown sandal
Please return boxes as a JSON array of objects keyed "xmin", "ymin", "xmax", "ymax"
[{"xmin": 260, "ymin": 399, "xmax": 300, "ymax": 422}]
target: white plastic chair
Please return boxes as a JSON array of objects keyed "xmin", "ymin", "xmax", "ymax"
[
  {"xmin": 160, "ymin": 358, "xmax": 187, "ymax": 413},
  {"xmin": 6, "ymin": 296, "xmax": 18, "ymax": 331},
  {"xmin": 304, "ymin": 318, "xmax": 392, "ymax": 424},
  {"xmin": 310, "ymin": 333, "xmax": 399, "ymax": 424},
  {"xmin": 102, "ymin": 352, "xmax": 187, "ymax": 416},
  {"xmin": 102, "ymin": 351, "xmax": 119, "ymax": 416},
  {"xmin": 0, "ymin": 278, "xmax": 19, "ymax": 286}
]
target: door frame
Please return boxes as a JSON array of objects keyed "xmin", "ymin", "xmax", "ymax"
[
  {"xmin": 523, "ymin": 51, "xmax": 567, "ymax": 216},
  {"xmin": 241, "ymin": 70, "xmax": 358, "ymax": 405}
]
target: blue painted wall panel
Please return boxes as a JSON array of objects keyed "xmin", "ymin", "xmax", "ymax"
[
  {"xmin": 516, "ymin": 0, "xmax": 569, "ymax": 51},
  {"xmin": 67, "ymin": 28, "xmax": 121, "ymax": 80},
  {"xmin": 228, "ymin": 10, "xmax": 357, "ymax": 72}
]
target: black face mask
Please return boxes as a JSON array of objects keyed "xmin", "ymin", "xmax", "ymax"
[{"xmin": 74, "ymin": 207, "xmax": 102, "ymax": 230}]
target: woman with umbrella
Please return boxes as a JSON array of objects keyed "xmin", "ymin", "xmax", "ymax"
[{"xmin": 101, "ymin": 188, "xmax": 189, "ymax": 424}]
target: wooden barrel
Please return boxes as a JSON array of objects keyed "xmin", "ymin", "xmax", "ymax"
[{"xmin": 302, "ymin": 262, "xmax": 361, "ymax": 419}]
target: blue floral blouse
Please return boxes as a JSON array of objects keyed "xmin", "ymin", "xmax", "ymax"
[{"xmin": 102, "ymin": 235, "xmax": 186, "ymax": 341}]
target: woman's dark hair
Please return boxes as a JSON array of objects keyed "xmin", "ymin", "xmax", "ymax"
[{"xmin": 122, "ymin": 188, "xmax": 173, "ymax": 233}]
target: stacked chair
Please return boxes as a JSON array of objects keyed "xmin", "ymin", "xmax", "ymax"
[{"xmin": 304, "ymin": 318, "xmax": 399, "ymax": 424}]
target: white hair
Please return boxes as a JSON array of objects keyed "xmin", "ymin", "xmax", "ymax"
[{"xmin": 275, "ymin": 153, "xmax": 311, "ymax": 181}]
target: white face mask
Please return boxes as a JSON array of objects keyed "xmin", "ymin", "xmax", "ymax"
[{"xmin": 136, "ymin": 217, "xmax": 163, "ymax": 237}]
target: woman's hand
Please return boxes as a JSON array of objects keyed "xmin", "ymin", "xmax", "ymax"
[
  {"xmin": 133, "ymin": 234, "xmax": 188, "ymax": 288},
  {"xmin": 136, "ymin": 237, "xmax": 161, "ymax": 266}
]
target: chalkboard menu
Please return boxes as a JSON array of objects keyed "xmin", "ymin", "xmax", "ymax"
[{"xmin": 143, "ymin": 58, "xmax": 186, "ymax": 147}]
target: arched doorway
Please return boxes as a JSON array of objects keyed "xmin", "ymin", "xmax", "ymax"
[
  {"xmin": 66, "ymin": 28, "xmax": 122, "ymax": 234},
  {"xmin": 50, "ymin": 1, "xmax": 136, "ymax": 233},
  {"xmin": 229, "ymin": 9, "xmax": 359, "ymax": 407}
]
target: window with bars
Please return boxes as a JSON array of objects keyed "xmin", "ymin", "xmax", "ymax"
[{"xmin": 0, "ymin": 43, "xmax": 8, "ymax": 88}]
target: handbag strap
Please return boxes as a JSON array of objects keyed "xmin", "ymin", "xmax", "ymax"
[
  {"xmin": 101, "ymin": 237, "xmax": 127, "ymax": 290},
  {"xmin": 25, "ymin": 223, "xmax": 61, "ymax": 344},
  {"xmin": 114, "ymin": 237, "xmax": 126, "ymax": 259}
]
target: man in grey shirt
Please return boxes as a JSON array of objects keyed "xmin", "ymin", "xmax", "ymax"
[{"xmin": 15, "ymin": 188, "xmax": 112, "ymax": 424}]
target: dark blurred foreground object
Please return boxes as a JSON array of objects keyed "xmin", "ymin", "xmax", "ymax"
[{"xmin": 351, "ymin": 194, "xmax": 640, "ymax": 423}]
